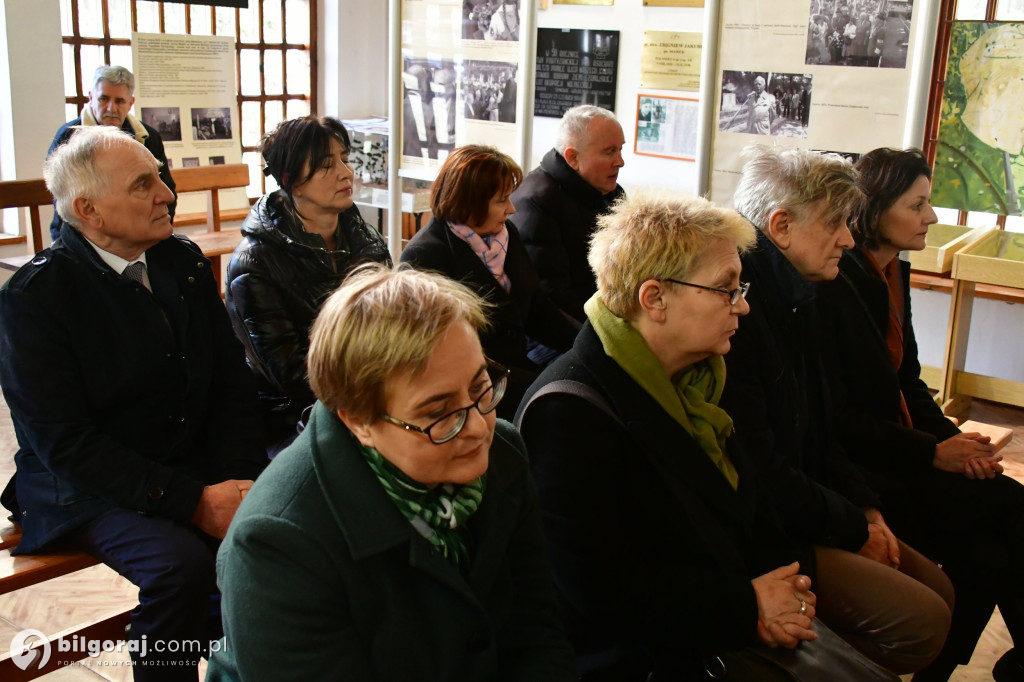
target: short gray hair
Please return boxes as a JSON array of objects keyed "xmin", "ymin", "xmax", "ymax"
[
  {"xmin": 732, "ymin": 145, "xmax": 863, "ymax": 231},
  {"xmin": 43, "ymin": 125, "xmax": 140, "ymax": 228},
  {"xmin": 90, "ymin": 65, "xmax": 135, "ymax": 95},
  {"xmin": 554, "ymin": 105, "xmax": 620, "ymax": 155}
]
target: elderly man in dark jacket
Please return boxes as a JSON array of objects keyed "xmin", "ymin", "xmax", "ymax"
[
  {"xmin": 512, "ymin": 105, "xmax": 626, "ymax": 324},
  {"xmin": 48, "ymin": 64, "xmax": 177, "ymax": 243},
  {"xmin": 0, "ymin": 125, "xmax": 265, "ymax": 681}
]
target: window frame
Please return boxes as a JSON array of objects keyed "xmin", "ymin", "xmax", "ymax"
[{"xmin": 60, "ymin": 0, "xmax": 317, "ymax": 197}]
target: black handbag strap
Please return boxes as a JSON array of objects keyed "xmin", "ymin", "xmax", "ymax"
[{"xmin": 513, "ymin": 378, "xmax": 622, "ymax": 429}]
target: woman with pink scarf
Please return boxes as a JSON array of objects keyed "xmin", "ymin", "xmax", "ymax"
[{"xmin": 401, "ymin": 145, "xmax": 580, "ymax": 419}]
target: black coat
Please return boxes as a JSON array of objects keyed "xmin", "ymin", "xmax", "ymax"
[
  {"xmin": 817, "ymin": 251, "xmax": 959, "ymax": 498},
  {"xmin": 0, "ymin": 224, "xmax": 265, "ymax": 554},
  {"xmin": 399, "ymin": 217, "xmax": 579, "ymax": 418},
  {"xmin": 225, "ymin": 193, "xmax": 391, "ymax": 447},
  {"xmin": 518, "ymin": 323, "xmax": 812, "ymax": 680},
  {"xmin": 48, "ymin": 117, "xmax": 177, "ymax": 242},
  {"xmin": 816, "ymin": 251, "xmax": 1024, "ymax": 548},
  {"xmin": 722, "ymin": 232, "xmax": 876, "ymax": 553},
  {"xmin": 511, "ymin": 149, "xmax": 625, "ymax": 322},
  {"xmin": 817, "ymin": 250, "xmax": 1024, "ymax": 660}
]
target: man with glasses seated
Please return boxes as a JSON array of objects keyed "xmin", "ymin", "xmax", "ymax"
[{"xmin": 208, "ymin": 263, "xmax": 576, "ymax": 682}]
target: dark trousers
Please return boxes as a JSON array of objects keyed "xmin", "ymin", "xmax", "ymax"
[
  {"xmin": 69, "ymin": 508, "xmax": 221, "ymax": 682},
  {"xmin": 895, "ymin": 472, "xmax": 1024, "ymax": 678}
]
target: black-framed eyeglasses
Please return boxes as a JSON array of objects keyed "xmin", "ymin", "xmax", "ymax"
[
  {"xmin": 662, "ymin": 279, "xmax": 750, "ymax": 305},
  {"xmin": 379, "ymin": 364, "xmax": 510, "ymax": 444}
]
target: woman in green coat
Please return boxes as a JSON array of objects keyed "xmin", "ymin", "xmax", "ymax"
[{"xmin": 207, "ymin": 264, "xmax": 575, "ymax": 681}]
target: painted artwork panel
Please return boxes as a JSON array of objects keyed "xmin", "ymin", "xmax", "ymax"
[{"xmin": 932, "ymin": 22, "xmax": 1024, "ymax": 215}]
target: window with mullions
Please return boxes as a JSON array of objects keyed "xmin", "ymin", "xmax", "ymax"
[{"xmin": 59, "ymin": 0, "xmax": 316, "ymax": 198}]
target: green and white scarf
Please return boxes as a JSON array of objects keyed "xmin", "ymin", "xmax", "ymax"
[
  {"xmin": 585, "ymin": 294, "xmax": 740, "ymax": 490},
  {"xmin": 359, "ymin": 442, "xmax": 486, "ymax": 568}
]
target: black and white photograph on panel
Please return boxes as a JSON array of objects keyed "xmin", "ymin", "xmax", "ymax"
[
  {"xmin": 402, "ymin": 57, "xmax": 458, "ymax": 160},
  {"xmin": 805, "ymin": 0, "xmax": 913, "ymax": 68},
  {"xmin": 191, "ymin": 107, "xmax": 233, "ymax": 141},
  {"xmin": 462, "ymin": 60, "xmax": 518, "ymax": 123},
  {"xmin": 719, "ymin": 71, "xmax": 812, "ymax": 138},
  {"xmin": 141, "ymin": 107, "xmax": 182, "ymax": 142},
  {"xmin": 463, "ymin": 0, "xmax": 520, "ymax": 41},
  {"xmin": 812, "ymin": 149, "xmax": 861, "ymax": 164}
]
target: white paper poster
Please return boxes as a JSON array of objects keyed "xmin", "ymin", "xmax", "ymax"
[
  {"xmin": 132, "ymin": 32, "xmax": 247, "ymax": 213},
  {"xmin": 708, "ymin": 0, "xmax": 921, "ymax": 204}
]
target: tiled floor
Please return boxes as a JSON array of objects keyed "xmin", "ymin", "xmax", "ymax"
[{"xmin": 0, "ymin": 398, "xmax": 1021, "ymax": 680}]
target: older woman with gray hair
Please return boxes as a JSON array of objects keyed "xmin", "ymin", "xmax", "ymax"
[
  {"xmin": 517, "ymin": 190, "xmax": 898, "ymax": 680},
  {"xmin": 208, "ymin": 264, "xmax": 575, "ymax": 681},
  {"xmin": 722, "ymin": 145, "xmax": 953, "ymax": 675}
]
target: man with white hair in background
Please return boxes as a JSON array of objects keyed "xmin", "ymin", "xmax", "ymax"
[
  {"xmin": 512, "ymin": 105, "xmax": 626, "ymax": 327},
  {"xmin": 1, "ymin": 126, "xmax": 265, "ymax": 680},
  {"xmin": 47, "ymin": 64, "xmax": 177, "ymax": 242},
  {"xmin": 746, "ymin": 75, "xmax": 776, "ymax": 135}
]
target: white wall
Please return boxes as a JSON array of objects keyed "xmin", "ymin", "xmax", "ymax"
[
  {"xmin": 319, "ymin": 0, "xmax": 388, "ymax": 119},
  {"xmin": 0, "ymin": 0, "xmax": 64, "ymax": 246},
  {"xmin": 532, "ymin": 1, "xmax": 704, "ymax": 195}
]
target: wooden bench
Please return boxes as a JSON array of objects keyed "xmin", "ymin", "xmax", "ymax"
[
  {"xmin": 169, "ymin": 164, "xmax": 250, "ymax": 291},
  {"xmin": 0, "ymin": 180, "xmax": 51, "ymax": 273},
  {"xmin": 0, "ymin": 523, "xmax": 134, "ymax": 680}
]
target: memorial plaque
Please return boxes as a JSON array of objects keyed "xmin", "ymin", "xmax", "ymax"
[{"xmin": 534, "ymin": 28, "xmax": 620, "ymax": 118}]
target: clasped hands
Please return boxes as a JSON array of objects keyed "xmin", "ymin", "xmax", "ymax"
[
  {"xmin": 751, "ymin": 562, "xmax": 817, "ymax": 649},
  {"xmin": 858, "ymin": 507, "xmax": 900, "ymax": 569},
  {"xmin": 191, "ymin": 479, "xmax": 254, "ymax": 539},
  {"xmin": 934, "ymin": 432, "xmax": 1001, "ymax": 479}
]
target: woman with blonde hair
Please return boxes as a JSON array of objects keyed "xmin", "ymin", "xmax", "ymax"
[
  {"xmin": 517, "ymin": 190, "xmax": 894, "ymax": 680},
  {"xmin": 209, "ymin": 264, "xmax": 575, "ymax": 681}
]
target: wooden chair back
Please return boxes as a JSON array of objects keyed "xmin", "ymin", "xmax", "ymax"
[
  {"xmin": 0, "ymin": 179, "xmax": 53, "ymax": 254},
  {"xmin": 170, "ymin": 163, "xmax": 249, "ymax": 232}
]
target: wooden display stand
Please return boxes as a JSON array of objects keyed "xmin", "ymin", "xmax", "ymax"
[
  {"xmin": 941, "ymin": 230, "xmax": 1024, "ymax": 418},
  {"xmin": 907, "ymin": 224, "xmax": 994, "ymax": 393}
]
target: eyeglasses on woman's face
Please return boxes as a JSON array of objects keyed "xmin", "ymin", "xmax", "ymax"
[
  {"xmin": 379, "ymin": 364, "xmax": 510, "ymax": 444},
  {"xmin": 662, "ymin": 279, "xmax": 751, "ymax": 305}
]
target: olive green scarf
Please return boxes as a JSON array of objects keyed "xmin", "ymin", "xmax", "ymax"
[
  {"xmin": 359, "ymin": 440, "xmax": 486, "ymax": 569},
  {"xmin": 585, "ymin": 294, "xmax": 739, "ymax": 490}
]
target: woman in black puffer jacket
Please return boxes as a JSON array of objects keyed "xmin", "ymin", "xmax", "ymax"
[{"xmin": 226, "ymin": 116, "xmax": 391, "ymax": 456}]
